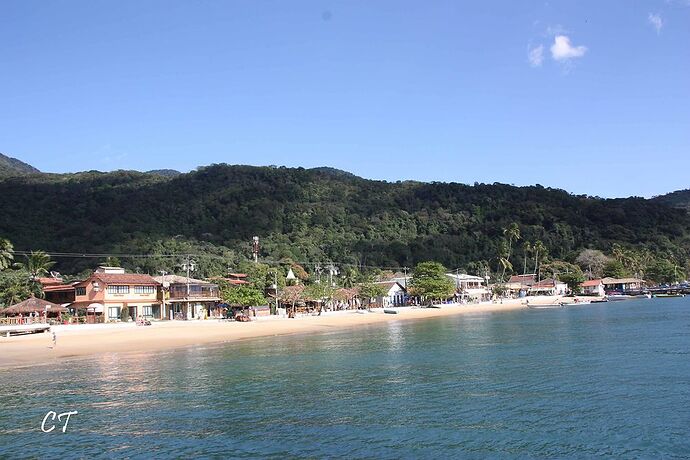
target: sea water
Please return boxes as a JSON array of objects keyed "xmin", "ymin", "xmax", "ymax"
[{"xmin": 1, "ymin": 298, "xmax": 689, "ymax": 458}]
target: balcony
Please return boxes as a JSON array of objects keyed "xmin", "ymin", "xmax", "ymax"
[{"xmin": 168, "ymin": 284, "xmax": 220, "ymax": 301}]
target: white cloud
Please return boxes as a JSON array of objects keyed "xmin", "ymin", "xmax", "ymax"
[
  {"xmin": 648, "ymin": 13, "xmax": 663, "ymax": 33},
  {"xmin": 528, "ymin": 44, "xmax": 544, "ymax": 67},
  {"xmin": 550, "ymin": 35, "xmax": 587, "ymax": 61}
]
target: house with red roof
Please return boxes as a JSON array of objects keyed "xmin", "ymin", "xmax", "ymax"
[
  {"xmin": 71, "ymin": 266, "xmax": 161, "ymax": 322},
  {"xmin": 581, "ymin": 279, "xmax": 605, "ymax": 296}
]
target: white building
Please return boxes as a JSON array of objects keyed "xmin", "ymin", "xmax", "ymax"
[
  {"xmin": 446, "ymin": 273, "xmax": 488, "ymax": 300},
  {"xmin": 373, "ymin": 281, "xmax": 407, "ymax": 307}
]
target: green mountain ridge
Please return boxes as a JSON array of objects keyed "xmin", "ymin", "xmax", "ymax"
[
  {"xmin": 1, "ymin": 162, "xmax": 688, "ymax": 276},
  {"xmin": 0, "ymin": 153, "xmax": 41, "ymax": 176},
  {"xmin": 652, "ymin": 189, "xmax": 690, "ymax": 211}
]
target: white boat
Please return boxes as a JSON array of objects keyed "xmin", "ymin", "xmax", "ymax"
[{"xmin": 528, "ymin": 303, "xmax": 565, "ymax": 309}]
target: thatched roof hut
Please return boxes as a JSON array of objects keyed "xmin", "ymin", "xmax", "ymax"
[{"xmin": 2, "ymin": 297, "xmax": 68, "ymax": 316}]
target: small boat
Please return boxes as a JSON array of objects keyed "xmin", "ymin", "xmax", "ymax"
[
  {"xmin": 383, "ymin": 309, "xmax": 399, "ymax": 314},
  {"xmin": 591, "ymin": 299, "xmax": 609, "ymax": 303},
  {"xmin": 653, "ymin": 293, "xmax": 685, "ymax": 298},
  {"xmin": 633, "ymin": 293, "xmax": 652, "ymax": 299},
  {"xmin": 605, "ymin": 295, "xmax": 631, "ymax": 302},
  {"xmin": 528, "ymin": 303, "xmax": 564, "ymax": 309}
]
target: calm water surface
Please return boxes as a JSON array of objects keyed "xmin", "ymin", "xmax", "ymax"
[{"xmin": 1, "ymin": 299, "xmax": 690, "ymax": 458}]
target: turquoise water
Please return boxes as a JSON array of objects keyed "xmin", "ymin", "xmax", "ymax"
[{"xmin": 1, "ymin": 299, "xmax": 689, "ymax": 458}]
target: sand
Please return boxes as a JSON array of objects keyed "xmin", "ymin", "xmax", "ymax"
[{"xmin": 0, "ymin": 296, "xmax": 579, "ymax": 370}]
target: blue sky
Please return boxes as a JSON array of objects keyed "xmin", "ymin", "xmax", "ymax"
[{"xmin": 1, "ymin": 1, "xmax": 688, "ymax": 197}]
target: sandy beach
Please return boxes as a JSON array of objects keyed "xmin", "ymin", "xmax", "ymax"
[{"xmin": 0, "ymin": 296, "xmax": 578, "ymax": 370}]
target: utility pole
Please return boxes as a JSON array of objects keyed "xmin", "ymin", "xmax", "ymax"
[
  {"xmin": 273, "ymin": 270, "xmax": 279, "ymax": 315},
  {"xmin": 160, "ymin": 270, "xmax": 168, "ymax": 320},
  {"xmin": 252, "ymin": 236, "xmax": 260, "ymax": 263},
  {"xmin": 315, "ymin": 263, "xmax": 323, "ymax": 284},
  {"xmin": 182, "ymin": 255, "xmax": 196, "ymax": 319},
  {"xmin": 403, "ymin": 266, "xmax": 409, "ymax": 305}
]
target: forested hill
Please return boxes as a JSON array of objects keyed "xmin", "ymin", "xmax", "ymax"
[
  {"xmin": 0, "ymin": 163, "xmax": 688, "ymax": 274},
  {"xmin": 653, "ymin": 189, "xmax": 690, "ymax": 211},
  {"xmin": 0, "ymin": 153, "xmax": 41, "ymax": 176}
]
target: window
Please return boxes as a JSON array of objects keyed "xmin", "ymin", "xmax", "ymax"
[
  {"xmin": 141, "ymin": 305, "xmax": 153, "ymax": 317},
  {"xmin": 134, "ymin": 285, "xmax": 155, "ymax": 294},
  {"xmin": 75, "ymin": 287, "xmax": 86, "ymax": 296},
  {"xmin": 108, "ymin": 307, "xmax": 120, "ymax": 320},
  {"xmin": 107, "ymin": 285, "xmax": 129, "ymax": 294}
]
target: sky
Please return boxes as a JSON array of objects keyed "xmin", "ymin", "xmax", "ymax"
[{"xmin": 1, "ymin": 1, "xmax": 689, "ymax": 198}]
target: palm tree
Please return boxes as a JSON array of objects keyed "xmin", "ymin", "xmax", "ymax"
[
  {"xmin": 499, "ymin": 257, "xmax": 513, "ymax": 281},
  {"xmin": 503, "ymin": 223, "xmax": 521, "ymax": 259},
  {"xmin": 341, "ymin": 268, "xmax": 357, "ymax": 288},
  {"xmin": 533, "ymin": 240, "xmax": 547, "ymax": 280},
  {"xmin": 14, "ymin": 250, "xmax": 55, "ymax": 280},
  {"xmin": 522, "ymin": 241, "xmax": 532, "ymax": 275},
  {"xmin": 499, "ymin": 223, "xmax": 520, "ymax": 282},
  {"xmin": 0, "ymin": 238, "xmax": 14, "ymax": 271}
]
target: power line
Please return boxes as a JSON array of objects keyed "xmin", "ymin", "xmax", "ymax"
[{"xmin": 13, "ymin": 249, "xmax": 410, "ymax": 272}]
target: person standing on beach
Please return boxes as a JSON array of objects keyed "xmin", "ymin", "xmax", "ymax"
[{"xmin": 52, "ymin": 331, "xmax": 57, "ymax": 349}]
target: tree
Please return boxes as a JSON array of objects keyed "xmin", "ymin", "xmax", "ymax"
[
  {"xmin": 575, "ymin": 249, "xmax": 609, "ymax": 279},
  {"xmin": 222, "ymin": 285, "xmax": 266, "ymax": 307},
  {"xmin": 0, "ymin": 238, "xmax": 14, "ymax": 271},
  {"xmin": 558, "ymin": 272, "xmax": 586, "ymax": 294},
  {"xmin": 0, "ymin": 269, "xmax": 40, "ymax": 307},
  {"xmin": 409, "ymin": 261, "xmax": 455, "ymax": 302},
  {"xmin": 358, "ymin": 282, "xmax": 386, "ymax": 309},
  {"xmin": 103, "ymin": 256, "xmax": 121, "ymax": 267},
  {"xmin": 503, "ymin": 222, "xmax": 521, "ymax": 259},
  {"xmin": 532, "ymin": 241, "xmax": 548, "ymax": 279},
  {"xmin": 14, "ymin": 250, "xmax": 55, "ymax": 280},
  {"xmin": 120, "ymin": 305, "xmax": 130, "ymax": 322},
  {"xmin": 340, "ymin": 268, "xmax": 358, "ymax": 288},
  {"xmin": 522, "ymin": 241, "xmax": 532, "ymax": 275},
  {"xmin": 603, "ymin": 259, "xmax": 629, "ymax": 278},
  {"xmin": 646, "ymin": 259, "xmax": 685, "ymax": 284}
]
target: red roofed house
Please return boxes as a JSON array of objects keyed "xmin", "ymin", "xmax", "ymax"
[
  {"xmin": 581, "ymin": 279, "xmax": 605, "ymax": 296},
  {"xmin": 71, "ymin": 266, "xmax": 161, "ymax": 322},
  {"xmin": 529, "ymin": 278, "xmax": 568, "ymax": 296},
  {"xmin": 38, "ymin": 276, "xmax": 77, "ymax": 305}
]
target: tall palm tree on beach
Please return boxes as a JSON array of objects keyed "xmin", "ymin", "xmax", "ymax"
[
  {"xmin": 533, "ymin": 240, "xmax": 548, "ymax": 281},
  {"xmin": 500, "ymin": 223, "xmax": 521, "ymax": 282},
  {"xmin": 523, "ymin": 241, "xmax": 532, "ymax": 275}
]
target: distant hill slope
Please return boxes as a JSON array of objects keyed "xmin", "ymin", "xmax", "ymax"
[
  {"xmin": 1, "ymin": 163, "xmax": 688, "ymax": 275},
  {"xmin": 653, "ymin": 190, "xmax": 690, "ymax": 211},
  {"xmin": 0, "ymin": 153, "xmax": 41, "ymax": 176},
  {"xmin": 145, "ymin": 169, "xmax": 182, "ymax": 177}
]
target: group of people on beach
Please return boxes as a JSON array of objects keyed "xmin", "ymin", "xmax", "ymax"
[{"xmin": 15, "ymin": 312, "xmax": 47, "ymax": 325}]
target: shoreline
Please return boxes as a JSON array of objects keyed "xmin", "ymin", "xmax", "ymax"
[{"xmin": 0, "ymin": 296, "xmax": 577, "ymax": 370}]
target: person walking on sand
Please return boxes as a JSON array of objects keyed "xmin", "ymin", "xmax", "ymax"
[{"xmin": 52, "ymin": 331, "xmax": 57, "ymax": 349}]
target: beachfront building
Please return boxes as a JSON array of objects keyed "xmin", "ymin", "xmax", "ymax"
[
  {"xmin": 529, "ymin": 278, "xmax": 568, "ymax": 296},
  {"xmin": 154, "ymin": 274, "xmax": 221, "ymax": 320},
  {"xmin": 601, "ymin": 277, "xmax": 645, "ymax": 293},
  {"xmin": 446, "ymin": 273, "xmax": 488, "ymax": 301},
  {"xmin": 581, "ymin": 279, "xmax": 605, "ymax": 296},
  {"xmin": 373, "ymin": 281, "xmax": 407, "ymax": 307},
  {"xmin": 378, "ymin": 271, "xmax": 412, "ymax": 290},
  {"xmin": 505, "ymin": 274, "xmax": 537, "ymax": 297},
  {"xmin": 71, "ymin": 266, "xmax": 161, "ymax": 322},
  {"xmin": 38, "ymin": 276, "xmax": 77, "ymax": 305}
]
